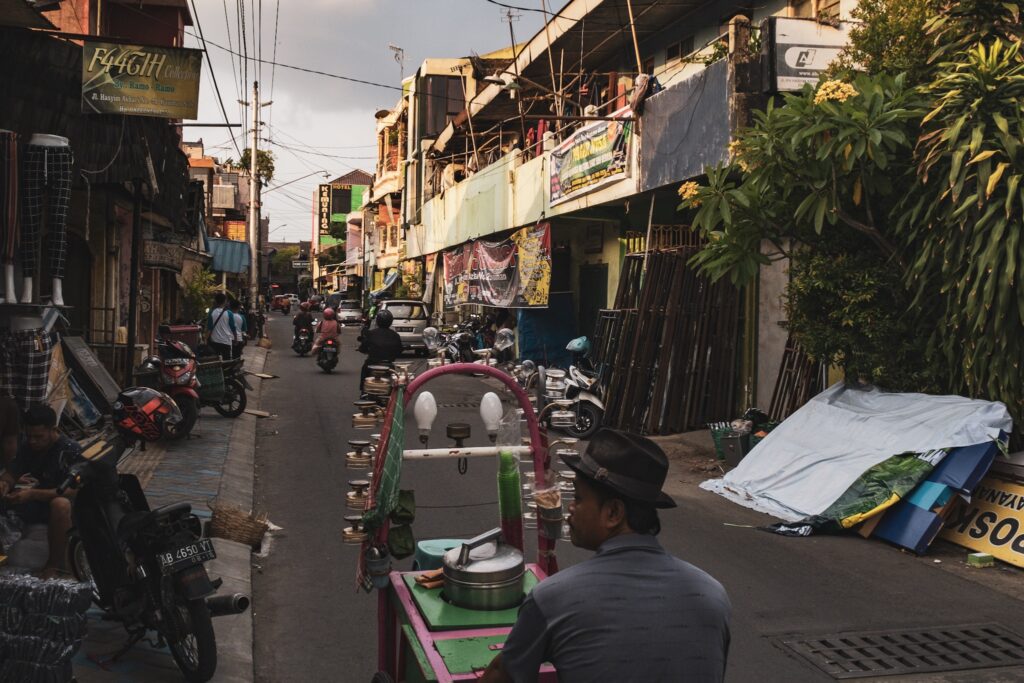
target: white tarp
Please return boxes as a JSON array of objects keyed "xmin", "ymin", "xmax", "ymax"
[{"xmin": 701, "ymin": 383, "xmax": 1012, "ymax": 521}]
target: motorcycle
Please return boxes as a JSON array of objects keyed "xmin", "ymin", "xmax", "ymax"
[
  {"xmin": 65, "ymin": 391, "xmax": 249, "ymax": 682},
  {"xmin": 422, "ymin": 319, "xmax": 480, "ymax": 364},
  {"xmin": 138, "ymin": 336, "xmax": 200, "ymax": 440},
  {"xmin": 317, "ymin": 337, "xmax": 340, "ymax": 373},
  {"xmin": 550, "ymin": 336, "xmax": 605, "ymax": 439},
  {"xmin": 292, "ymin": 325, "xmax": 314, "ymax": 356},
  {"xmin": 204, "ymin": 356, "xmax": 252, "ymax": 418}
]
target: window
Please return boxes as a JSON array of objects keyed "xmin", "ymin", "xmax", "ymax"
[
  {"xmin": 384, "ymin": 303, "xmax": 426, "ymax": 319},
  {"xmin": 791, "ymin": 0, "xmax": 815, "ymax": 18},
  {"xmin": 331, "ymin": 185, "xmax": 352, "ymax": 214},
  {"xmin": 666, "ymin": 36, "xmax": 694, "ymax": 63},
  {"xmin": 418, "ymin": 75, "xmax": 463, "ymax": 138}
]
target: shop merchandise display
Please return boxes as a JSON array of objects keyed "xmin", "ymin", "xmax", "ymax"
[
  {"xmin": 20, "ymin": 134, "xmax": 73, "ymax": 307},
  {"xmin": 0, "ymin": 130, "xmax": 18, "ymax": 304},
  {"xmin": 0, "ymin": 575, "xmax": 92, "ymax": 683}
]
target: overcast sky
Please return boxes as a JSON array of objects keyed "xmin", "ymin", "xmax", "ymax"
[{"xmin": 184, "ymin": 1, "xmax": 563, "ymax": 244}]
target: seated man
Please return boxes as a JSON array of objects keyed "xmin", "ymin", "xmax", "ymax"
[
  {"xmin": 0, "ymin": 404, "xmax": 84, "ymax": 579},
  {"xmin": 482, "ymin": 428, "xmax": 731, "ymax": 683}
]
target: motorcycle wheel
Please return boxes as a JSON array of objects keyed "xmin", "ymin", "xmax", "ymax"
[
  {"xmin": 166, "ymin": 596, "xmax": 217, "ymax": 683},
  {"xmin": 213, "ymin": 378, "xmax": 247, "ymax": 418},
  {"xmin": 169, "ymin": 396, "xmax": 199, "ymax": 440},
  {"xmin": 66, "ymin": 534, "xmax": 102, "ymax": 606},
  {"xmin": 566, "ymin": 401, "xmax": 603, "ymax": 439}
]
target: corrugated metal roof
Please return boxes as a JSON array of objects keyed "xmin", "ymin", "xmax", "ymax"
[
  {"xmin": 207, "ymin": 238, "xmax": 250, "ymax": 274},
  {"xmin": 189, "ymin": 157, "xmax": 216, "ymax": 168}
]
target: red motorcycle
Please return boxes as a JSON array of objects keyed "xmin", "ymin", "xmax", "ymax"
[{"xmin": 137, "ymin": 336, "xmax": 200, "ymax": 439}]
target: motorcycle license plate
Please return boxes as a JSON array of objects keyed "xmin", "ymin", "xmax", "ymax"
[{"xmin": 159, "ymin": 538, "xmax": 217, "ymax": 574}]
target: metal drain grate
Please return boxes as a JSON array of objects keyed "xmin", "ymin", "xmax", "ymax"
[{"xmin": 780, "ymin": 623, "xmax": 1024, "ymax": 679}]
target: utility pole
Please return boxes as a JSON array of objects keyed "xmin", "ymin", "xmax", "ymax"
[{"xmin": 248, "ymin": 80, "xmax": 260, "ymax": 307}]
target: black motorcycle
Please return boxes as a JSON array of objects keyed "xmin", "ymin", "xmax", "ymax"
[
  {"xmin": 205, "ymin": 356, "xmax": 252, "ymax": 418},
  {"xmin": 317, "ymin": 336, "xmax": 339, "ymax": 373},
  {"xmin": 292, "ymin": 326, "xmax": 313, "ymax": 356},
  {"xmin": 63, "ymin": 439, "xmax": 249, "ymax": 682}
]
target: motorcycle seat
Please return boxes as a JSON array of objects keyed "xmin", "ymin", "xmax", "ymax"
[{"xmin": 117, "ymin": 502, "xmax": 192, "ymax": 540}]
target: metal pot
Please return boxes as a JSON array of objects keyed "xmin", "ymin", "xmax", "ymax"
[{"xmin": 443, "ymin": 528, "xmax": 525, "ymax": 611}]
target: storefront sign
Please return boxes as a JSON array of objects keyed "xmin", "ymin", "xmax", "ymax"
[
  {"xmin": 291, "ymin": 260, "xmax": 310, "ymax": 270},
  {"xmin": 443, "ymin": 223, "xmax": 551, "ymax": 308},
  {"xmin": 770, "ymin": 17, "xmax": 850, "ymax": 91},
  {"xmin": 225, "ymin": 220, "xmax": 247, "ymax": 242},
  {"xmin": 143, "ymin": 240, "xmax": 184, "ymax": 271},
  {"xmin": 82, "ymin": 41, "xmax": 202, "ymax": 118},
  {"xmin": 318, "ymin": 184, "xmax": 332, "ymax": 236},
  {"xmin": 550, "ymin": 108, "xmax": 632, "ymax": 206},
  {"xmin": 941, "ymin": 477, "xmax": 1024, "ymax": 568}
]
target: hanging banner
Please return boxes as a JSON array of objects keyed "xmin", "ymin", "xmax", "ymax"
[
  {"xmin": 317, "ymin": 184, "xmax": 332, "ymax": 237},
  {"xmin": 443, "ymin": 223, "xmax": 551, "ymax": 308},
  {"xmin": 549, "ymin": 108, "xmax": 633, "ymax": 206},
  {"xmin": 82, "ymin": 41, "xmax": 202, "ymax": 118}
]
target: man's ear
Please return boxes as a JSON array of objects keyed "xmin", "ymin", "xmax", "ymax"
[{"xmin": 602, "ymin": 497, "xmax": 627, "ymax": 530}]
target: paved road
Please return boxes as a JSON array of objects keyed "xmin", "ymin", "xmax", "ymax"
[{"xmin": 253, "ymin": 314, "xmax": 1024, "ymax": 682}]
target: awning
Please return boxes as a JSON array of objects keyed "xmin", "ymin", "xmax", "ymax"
[
  {"xmin": 370, "ymin": 268, "xmax": 400, "ymax": 297},
  {"xmin": 206, "ymin": 237, "xmax": 251, "ymax": 274}
]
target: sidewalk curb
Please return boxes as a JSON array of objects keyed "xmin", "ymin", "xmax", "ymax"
[{"xmin": 206, "ymin": 345, "xmax": 269, "ymax": 682}]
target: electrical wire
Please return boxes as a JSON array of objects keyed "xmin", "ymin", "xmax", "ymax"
[
  {"xmin": 220, "ymin": 0, "xmax": 241, "ymax": 110},
  {"xmin": 268, "ymin": 0, "xmax": 280, "ymax": 130},
  {"xmin": 190, "ymin": 0, "xmax": 243, "ymax": 159}
]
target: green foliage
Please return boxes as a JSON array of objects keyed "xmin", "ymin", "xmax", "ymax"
[
  {"xmin": 684, "ymin": 74, "xmax": 921, "ymax": 286},
  {"xmin": 680, "ymin": 0, "xmax": 1024, "ymax": 420},
  {"xmin": 787, "ymin": 250, "xmax": 938, "ymax": 391},
  {"xmin": 830, "ymin": 0, "xmax": 934, "ymax": 80},
  {"xmin": 270, "ymin": 246, "xmax": 299, "ymax": 275},
  {"xmin": 182, "ymin": 267, "xmax": 218, "ymax": 322},
  {"xmin": 237, "ymin": 148, "xmax": 276, "ymax": 184},
  {"xmin": 898, "ymin": 34, "xmax": 1024, "ymax": 417}
]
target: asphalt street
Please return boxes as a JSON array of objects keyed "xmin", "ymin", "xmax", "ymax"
[{"xmin": 253, "ymin": 313, "xmax": 1024, "ymax": 683}]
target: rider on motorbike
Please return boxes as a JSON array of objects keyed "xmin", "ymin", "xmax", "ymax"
[
  {"xmin": 358, "ymin": 309, "xmax": 403, "ymax": 394},
  {"xmin": 312, "ymin": 307, "xmax": 341, "ymax": 353},
  {"xmin": 292, "ymin": 302, "xmax": 315, "ymax": 343}
]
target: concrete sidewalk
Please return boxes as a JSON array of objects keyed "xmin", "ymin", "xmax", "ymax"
[{"xmin": 69, "ymin": 345, "xmax": 269, "ymax": 683}]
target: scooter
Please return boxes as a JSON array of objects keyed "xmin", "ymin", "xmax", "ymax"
[
  {"xmin": 317, "ymin": 337, "xmax": 340, "ymax": 373},
  {"xmin": 292, "ymin": 325, "xmax": 314, "ymax": 356},
  {"xmin": 558, "ymin": 336, "xmax": 605, "ymax": 439},
  {"xmin": 204, "ymin": 356, "xmax": 252, "ymax": 418},
  {"xmin": 139, "ymin": 336, "xmax": 201, "ymax": 439},
  {"xmin": 64, "ymin": 415, "xmax": 249, "ymax": 682}
]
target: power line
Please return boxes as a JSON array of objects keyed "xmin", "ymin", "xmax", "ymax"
[
  {"xmin": 263, "ymin": 139, "xmax": 374, "ymax": 160},
  {"xmin": 269, "ymin": 0, "xmax": 280, "ymax": 131},
  {"xmin": 190, "ymin": 0, "xmax": 243, "ymax": 159}
]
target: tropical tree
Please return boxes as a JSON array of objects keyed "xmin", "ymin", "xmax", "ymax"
[
  {"xmin": 679, "ymin": 0, "xmax": 1024, "ymax": 418},
  {"xmin": 228, "ymin": 148, "xmax": 276, "ymax": 184}
]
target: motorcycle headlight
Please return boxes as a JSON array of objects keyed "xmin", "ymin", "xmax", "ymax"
[{"xmin": 178, "ymin": 370, "xmax": 195, "ymax": 385}]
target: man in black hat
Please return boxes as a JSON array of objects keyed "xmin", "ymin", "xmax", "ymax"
[{"xmin": 481, "ymin": 428, "xmax": 731, "ymax": 683}]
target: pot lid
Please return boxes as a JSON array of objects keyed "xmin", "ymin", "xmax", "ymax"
[{"xmin": 443, "ymin": 528, "xmax": 524, "ymax": 583}]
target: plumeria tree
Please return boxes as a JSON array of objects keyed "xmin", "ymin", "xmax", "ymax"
[{"xmin": 679, "ymin": 0, "xmax": 1024, "ymax": 419}]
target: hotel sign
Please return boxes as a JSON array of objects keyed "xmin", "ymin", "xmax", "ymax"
[{"xmin": 82, "ymin": 41, "xmax": 203, "ymax": 119}]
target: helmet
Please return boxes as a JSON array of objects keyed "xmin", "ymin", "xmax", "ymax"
[
  {"xmin": 300, "ymin": 302, "xmax": 311, "ymax": 312},
  {"xmin": 323, "ymin": 308, "xmax": 335, "ymax": 320},
  {"xmin": 376, "ymin": 309, "xmax": 394, "ymax": 328},
  {"xmin": 495, "ymin": 327, "xmax": 515, "ymax": 351},
  {"xmin": 566, "ymin": 336, "xmax": 591, "ymax": 354},
  {"xmin": 112, "ymin": 387, "xmax": 182, "ymax": 442},
  {"xmin": 140, "ymin": 355, "xmax": 161, "ymax": 373}
]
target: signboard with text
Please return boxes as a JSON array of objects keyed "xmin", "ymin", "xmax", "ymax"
[
  {"xmin": 549, "ymin": 108, "xmax": 632, "ymax": 206},
  {"xmin": 82, "ymin": 41, "xmax": 202, "ymax": 118},
  {"xmin": 292, "ymin": 260, "xmax": 310, "ymax": 270},
  {"xmin": 317, "ymin": 184, "xmax": 332, "ymax": 237},
  {"xmin": 941, "ymin": 476, "xmax": 1024, "ymax": 568},
  {"xmin": 771, "ymin": 17, "xmax": 850, "ymax": 91}
]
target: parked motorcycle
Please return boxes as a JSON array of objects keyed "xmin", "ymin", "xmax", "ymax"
[
  {"xmin": 66, "ymin": 387, "xmax": 250, "ymax": 682},
  {"xmin": 317, "ymin": 337, "xmax": 340, "ymax": 373},
  {"xmin": 138, "ymin": 336, "xmax": 200, "ymax": 439},
  {"xmin": 552, "ymin": 336, "xmax": 605, "ymax": 439},
  {"xmin": 422, "ymin": 319, "xmax": 481, "ymax": 364},
  {"xmin": 292, "ymin": 325, "xmax": 314, "ymax": 356},
  {"xmin": 205, "ymin": 356, "xmax": 252, "ymax": 418}
]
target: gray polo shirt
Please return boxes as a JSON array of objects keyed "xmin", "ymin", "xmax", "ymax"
[{"xmin": 502, "ymin": 534, "xmax": 730, "ymax": 682}]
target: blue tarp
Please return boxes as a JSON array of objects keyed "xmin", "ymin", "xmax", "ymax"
[
  {"xmin": 207, "ymin": 237, "xmax": 250, "ymax": 274},
  {"xmin": 517, "ymin": 292, "xmax": 575, "ymax": 368}
]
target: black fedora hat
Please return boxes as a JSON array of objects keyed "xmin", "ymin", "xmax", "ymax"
[{"xmin": 560, "ymin": 428, "xmax": 676, "ymax": 508}]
